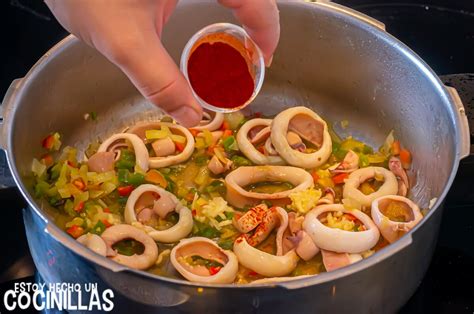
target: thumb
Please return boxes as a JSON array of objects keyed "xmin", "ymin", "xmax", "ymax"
[{"xmin": 107, "ymin": 35, "xmax": 203, "ymax": 127}]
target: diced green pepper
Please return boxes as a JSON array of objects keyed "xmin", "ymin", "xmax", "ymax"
[
  {"xmin": 222, "ymin": 136, "xmax": 239, "ymax": 152},
  {"xmin": 91, "ymin": 220, "xmax": 106, "ymax": 235},
  {"xmin": 231, "ymin": 155, "xmax": 253, "ymax": 167},
  {"xmin": 128, "ymin": 172, "xmax": 145, "ymax": 186},
  {"xmin": 34, "ymin": 180, "xmax": 50, "ymax": 198},
  {"xmin": 115, "ymin": 149, "xmax": 135, "ymax": 170},
  {"xmin": 217, "ymin": 239, "xmax": 234, "ymax": 250}
]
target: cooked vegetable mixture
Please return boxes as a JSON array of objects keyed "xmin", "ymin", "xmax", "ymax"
[{"xmin": 31, "ymin": 106, "xmax": 422, "ymax": 284}]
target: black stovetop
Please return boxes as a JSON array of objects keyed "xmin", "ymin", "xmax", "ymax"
[{"xmin": 1, "ymin": 1, "xmax": 473, "ymax": 313}]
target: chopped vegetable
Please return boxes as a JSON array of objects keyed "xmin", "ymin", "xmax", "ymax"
[
  {"xmin": 66, "ymin": 225, "xmax": 84, "ymax": 238},
  {"xmin": 332, "ymin": 173, "xmax": 349, "ymax": 185},
  {"xmin": 209, "ymin": 266, "xmax": 222, "ymax": 275},
  {"xmin": 194, "ymin": 197, "xmax": 234, "ymax": 230},
  {"xmin": 117, "ymin": 185, "xmax": 134, "ymax": 197},
  {"xmin": 231, "ymin": 155, "xmax": 252, "ymax": 167},
  {"xmin": 391, "ymin": 140, "xmax": 401, "ymax": 155},
  {"xmin": 115, "ymin": 149, "xmax": 135, "ymax": 170},
  {"xmin": 222, "ymin": 136, "xmax": 239, "ymax": 152},
  {"xmin": 224, "ymin": 112, "xmax": 245, "ymax": 130},
  {"xmin": 175, "ymin": 142, "xmax": 185, "ymax": 152},
  {"xmin": 289, "ymin": 188, "xmax": 322, "ymax": 214},
  {"xmin": 399, "ymin": 149, "xmax": 412, "ymax": 169},
  {"xmin": 31, "ymin": 158, "xmax": 47, "ymax": 177},
  {"xmin": 42, "ymin": 132, "xmax": 62, "ymax": 151},
  {"xmin": 380, "ymin": 130, "xmax": 394, "ymax": 156},
  {"xmin": 144, "ymin": 170, "xmax": 168, "ymax": 188}
]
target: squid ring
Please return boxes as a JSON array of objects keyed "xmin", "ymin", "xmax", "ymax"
[
  {"xmin": 233, "ymin": 236, "xmax": 299, "ymax": 277},
  {"xmin": 124, "ymin": 184, "xmax": 193, "ymax": 243},
  {"xmin": 225, "ymin": 166, "xmax": 314, "ymax": 207},
  {"xmin": 98, "ymin": 133, "xmax": 149, "ymax": 172},
  {"xmin": 236, "ymin": 118, "xmax": 285, "ymax": 165},
  {"xmin": 190, "ymin": 112, "xmax": 224, "ymax": 131},
  {"xmin": 127, "ymin": 122, "xmax": 195, "ymax": 168},
  {"xmin": 371, "ymin": 195, "xmax": 423, "ymax": 243},
  {"xmin": 271, "ymin": 107, "xmax": 332, "ymax": 168},
  {"xmin": 303, "ymin": 204, "xmax": 380, "ymax": 253},
  {"xmin": 170, "ymin": 237, "xmax": 238, "ymax": 284},
  {"xmin": 343, "ymin": 167, "xmax": 398, "ymax": 207},
  {"xmin": 101, "ymin": 224, "xmax": 158, "ymax": 270},
  {"xmin": 76, "ymin": 233, "xmax": 107, "ymax": 256}
]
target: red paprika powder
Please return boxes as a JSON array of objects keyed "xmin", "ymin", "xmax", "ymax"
[{"xmin": 187, "ymin": 40, "xmax": 254, "ymax": 109}]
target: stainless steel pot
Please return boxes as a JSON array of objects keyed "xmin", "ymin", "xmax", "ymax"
[{"xmin": 1, "ymin": 1, "xmax": 470, "ymax": 313}]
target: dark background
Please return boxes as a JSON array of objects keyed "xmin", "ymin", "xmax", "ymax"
[{"xmin": 1, "ymin": 0, "xmax": 473, "ymax": 313}]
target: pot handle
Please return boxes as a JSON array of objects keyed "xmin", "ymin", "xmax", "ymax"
[
  {"xmin": 0, "ymin": 78, "xmax": 22, "ymax": 151},
  {"xmin": 309, "ymin": 0, "xmax": 386, "ymax": 31},
  {"xmin": 0, "ymin": 79, "xmax": 22, "ymax": 188},
  {"xmin": 445, "ymin": 86, "xmax": 471, "ymax": 159}
]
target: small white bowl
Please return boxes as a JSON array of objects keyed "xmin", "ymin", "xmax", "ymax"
[{"xmin": 180, "ymin": 23, "xmax": 265, "ymax": 113}]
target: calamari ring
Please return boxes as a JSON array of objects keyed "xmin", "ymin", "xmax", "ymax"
[
  {"xmin": 101, "ymin": 224, "xmax": 158, "ymax": 270},
  {"xmin": 233, "ymin": 236, "xmax": 299, "ymax": 277},
  {"xmin": 124, "ymin": 184, "xmax": 193, "ymax": 243},
  {"xmin": 127, "ymin": 122, "xmax": 194, "ymax": 168},
  {"xmin": 371, "ymin": 195, "xmax": 423, "ymax": 243},
  {"xmin": 77, "ymin": 233, "xmax": 107, "ymax": 256},
  {"xmin": 236, "ymin": 118, "xmax": 285, "ymax": 165},
  {"xmin": 225, "ymin": 166, "xmax": 314, "ymax": 207},
  {"xmin": 98, "ymin": 133, "xmax": 149, "ymax": 172},
  {"xmin": 343, "ymin": 167, "xmax": 398, "ymax": 207},
  {"xmin": 303, "ymin": 204, "xmax": 380, "ymax": 253},
  {"xmin": 170, "ymin": 237, "xmax": 238, "ymax": 284},
  {"xmin": 271, "ymin": 107, "xmax": 332, "ymax": 168},
  {"xmin": 190, "ymin": 112, "xmax": 224, "ymax": 131}
]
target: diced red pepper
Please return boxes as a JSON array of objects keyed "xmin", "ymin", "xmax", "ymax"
[
  {"xmin": 206, "ymin": 145, "xmax": 216, "ymax": 156},
  {"xmin": 220, "ymin": 121, "xmax": 230, "ymax": 131},
  {"xmin": 248, "ymin": 270, "xmax": 259, "ymax": 277},
  {"xmin": 185, "ymin": 193, "xmax": 195, "ymax": 202},
  {"xmin": 209, "ymin": 266, "xmax": 221, "ymax": 275},
  {"xmin": 222, "ymin": 129, "xmax": 233, "ymax": 139},
  {"xmin": 117, "ymin": 185, "xmax": 134, "ymax": 197},
  {"xmin": 190, "ymin": 129, "xmax": 199, "ymax": 137},
  {"xmin": 101, "ymin": 219, "xmax": 112, "ymax": 228},
  {"xmin": 343, "ymin": 213, "xmax": 356, "ymax": 221},
  {"xmin": 254, "ymin": 112, "xmax": 262, "ymax": 118},
  {"xmin": 74, "ymin": 201, "xmax": 85, "ymax": 213},
  {"xmin": 311, "ymin": 171, "xmax": 319, "ymax": 183},
  {"xmin": 42, "ymin": 135, "xmax": 54, "ymax": 150},
  {"xmin": 332, "ymin": 173, "xmax": 349, "ymax": 185},
  {"xmin": 41, "ymin": 154, "xmax": 54, "ymax": 167},
  {"xmin": 66, "ymin": 225, "xmax": 84, "ymax": 238},
  {"xmin": 192, "ymin": 209, "xmax": 197, "ymax": 216},
  {"xmin": 399, "ymin": 149, "xmax": 412, "ymax": 169},
  {"xmin": 72, "ymin": 179, "xmax": 86, "ymax": 191},
  {"xmin": 103, "ymin": 208, "xmax": 111, "ymax": 213},
  {"xmin": 67, "ymin": 160, "xmax": 77, "ymax": 168},
  {"xmin": 175, "ymin": 142, "xmax": 185, "ymax": 152}
]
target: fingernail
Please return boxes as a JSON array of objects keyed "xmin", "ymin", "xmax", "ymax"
[
  {"xmin": 169, "ymin": 106, "xmax": 202, "ymax": 127},
  {"xmin": 265, "ymin": 55, "xmax": 274, "ymax": 67}
]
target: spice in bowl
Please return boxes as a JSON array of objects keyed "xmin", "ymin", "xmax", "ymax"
[{"xmin": 181, "ymin": 23, "xmax": 265, "ymax": 112}]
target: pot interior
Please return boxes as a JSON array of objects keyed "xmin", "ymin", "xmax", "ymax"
[{"xmin": 10, "ymin": 2, "xmax": 455, "ymax": 230}]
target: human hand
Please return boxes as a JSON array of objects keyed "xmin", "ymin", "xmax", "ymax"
[{"xmin": 45, "ymin": 0, "xmax": 280, "ymax": 127}]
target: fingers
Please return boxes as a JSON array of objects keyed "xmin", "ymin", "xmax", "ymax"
[
  {"xmin": 103, "ymin": 30, "xmax": 203, "ymax": 127},
  {"xmin": 45, "ymin": 0, "xmax": 202, "ymax": 127},
  {"xmin": 218, "ymin": 0, "xmax": 280, "ymax": 66}
]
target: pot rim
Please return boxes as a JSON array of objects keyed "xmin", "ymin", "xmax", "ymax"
[{"xmin": 4, "ymin": 1, "xmax": 461, "ymax": 290}]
